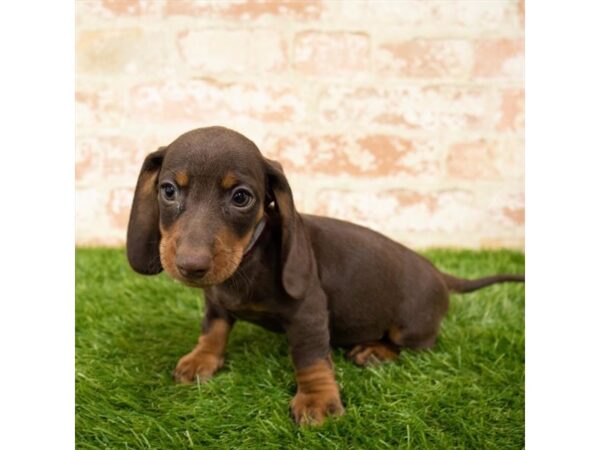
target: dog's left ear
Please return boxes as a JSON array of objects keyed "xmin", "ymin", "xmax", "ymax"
[
  {"xmin": 264, "ymin": 158, "xmax": 313, "ymax": 300},
  {"xmin": 126, "ymin": 147, "xmax": 167, "ymax": 275}
]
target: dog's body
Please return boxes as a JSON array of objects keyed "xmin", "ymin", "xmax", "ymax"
[
  {"xmin": 127, "ymin": 126, "xmax": 524, "ymax": 425},
  {"xmin": 211, "ymin": 214, "xmax": 451, "ymax": 347}
]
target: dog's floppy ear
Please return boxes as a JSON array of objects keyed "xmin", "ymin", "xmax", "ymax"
[
  {"xmin": 264, "ymin": 158, "xmax": 313, "ymax": 299},
  {"xmin": 126, "ymin": 147, "xmax": 167, "ymax": 275}
]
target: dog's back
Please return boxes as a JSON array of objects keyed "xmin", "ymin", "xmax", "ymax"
[{"xmin": 303, "ymin": 214, "xmax": 449, "ymax": 347}]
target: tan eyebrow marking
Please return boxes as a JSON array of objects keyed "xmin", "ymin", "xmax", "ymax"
[
  {"xmin": 221, "ymin": 171, "xmax": 237, "ymax": 189},
  {"xmin": 175, "ymin": 171, "xmax": 189, "ymax": 187}
]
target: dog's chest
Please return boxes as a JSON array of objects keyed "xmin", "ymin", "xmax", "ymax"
[
  {"xmin": 212, "ymin": 290, "xmax": 286, "ymax": 333},
  {"xmin": 229, "ymin": 308, "xmax": 286, "ymax": 333}
]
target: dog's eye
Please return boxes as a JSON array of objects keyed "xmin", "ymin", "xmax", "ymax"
[
  {"xmin": 231, "ymin": 188, "xmax": 253, "ymax": 208},
  {"xmin": 160, "ymin": 183, "xmax": 177, "ymax": 201}
]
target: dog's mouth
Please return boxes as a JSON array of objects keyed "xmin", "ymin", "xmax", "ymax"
[{"xmin": 176, "ymin": 272, "xmax": 209, "ymax": 288}]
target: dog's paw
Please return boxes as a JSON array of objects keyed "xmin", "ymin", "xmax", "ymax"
[
  {"xmin": 290, "ymin": 390, "xmax": 345, "ymax": 426},
  {"xmin": 346, "ymin": 342, "xmax": 399, "ymax": 367},
  {"xmin": 173, "ymin": 350, "xmax": 224, "ymax": 384}
]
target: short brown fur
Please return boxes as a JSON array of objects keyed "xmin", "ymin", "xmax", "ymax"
[{"xmin": 388, "ymin": 325, "xmax": 404, "ymax": 346}]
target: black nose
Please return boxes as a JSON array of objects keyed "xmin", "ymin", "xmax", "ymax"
[{"xmin": 176, "ymin": 252, "xmax": 211, "ymax": 279}]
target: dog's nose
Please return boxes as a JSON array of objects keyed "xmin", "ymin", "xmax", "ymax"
[{"xmin": 176, "ymin": 252, "xmax": 211, "ymax": 279}]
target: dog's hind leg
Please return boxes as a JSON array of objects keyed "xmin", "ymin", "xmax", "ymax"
[{"xmin": 346, "ymin": 341, "xmax": 400, "ymax": 367}]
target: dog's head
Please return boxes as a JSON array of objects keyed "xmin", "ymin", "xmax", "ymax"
[{"xmin": 126, "ymin": 126, "xmax": 311, "ymax": 299}]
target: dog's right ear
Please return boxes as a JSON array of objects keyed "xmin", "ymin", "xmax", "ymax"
[{"xmin": 126, "ymin": 147, "xmax": 167, "ymax": 275}]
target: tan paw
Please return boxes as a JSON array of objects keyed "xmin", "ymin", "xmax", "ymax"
[
  {"xmin": 290, "ymin": 390, "xmax": 345, "ymax": 426},
  {"xmin": 347, "ymin": 342, "xmax": 399, "ymax": 367},
  {"xmin": 173, "ymin": 350, "xmax": 224, "ymax": 384}
]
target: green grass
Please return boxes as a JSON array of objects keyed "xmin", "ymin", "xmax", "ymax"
[{"xmin": 76, "ymin": 248, "xmax": 524, "ymax": 449}]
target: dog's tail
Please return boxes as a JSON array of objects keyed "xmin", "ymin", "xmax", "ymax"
[{"xmin": 441, "ymin": 272, "xmax": 524, "ymax": 294}]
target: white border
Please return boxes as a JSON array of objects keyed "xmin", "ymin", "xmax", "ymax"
[
  {"xmin": 0, "ymin": 1, "xmax": 74, "ymax": 448},
  {"xmin": 527, "ymin": 2, "xmax": 600, "ymax": 448}
]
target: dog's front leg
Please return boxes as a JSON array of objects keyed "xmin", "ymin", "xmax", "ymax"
[
  {"xmin": 286, "ymin": 299, "xmax": 344, "ymax": 425},
  {"xmin": 173, "ymin": 299, "xmax": 234, "ymax": 384}
]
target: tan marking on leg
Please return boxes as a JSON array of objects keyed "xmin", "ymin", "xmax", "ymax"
[
  {"xmin": 175, "ymin": 171, "xmax": 189, "ymax": 187},
  {"xmin": 347, "ymin": 342, "xmax": 399, "ymax": 367},
  {"xmin": 291, "ymin": 358, "xmax": 344, "ymax": 426},
  {"xmin": 388, "ymin": 325, "xmax": 404, "ymax": 346},
  {"xmin": 173, "ymin": 319, "xmax": 231, "ymax": 384},
  {"xmin": 220, "ymin": 171, "xmax": 237, "ymax": 189},
  {"xmin": 197, "ymin": 319, "xmax": 230, "ymax": 356}
]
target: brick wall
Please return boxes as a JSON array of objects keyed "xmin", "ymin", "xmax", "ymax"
[{"xmin": 75, "ymin": 0, "xmax": 524, "ymax": 249}]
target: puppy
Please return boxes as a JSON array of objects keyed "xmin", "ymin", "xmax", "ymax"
[{"xmin": 126, "ymin": 126, "xmax": 524, "ymax": 425}]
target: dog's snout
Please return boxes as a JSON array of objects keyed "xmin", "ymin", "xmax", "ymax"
[{"xmin": 176, "ymin": 251, "xmax": 211, "ymax": 279}]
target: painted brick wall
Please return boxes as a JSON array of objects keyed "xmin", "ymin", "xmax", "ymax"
[{"xmin": 76, "ymin": 0, "xmax": 525, "ymax": 249}]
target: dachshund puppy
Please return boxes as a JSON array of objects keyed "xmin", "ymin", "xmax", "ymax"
[{"xmin": 126, "ymin": 126, "xmax": 524, "ymax": 426}]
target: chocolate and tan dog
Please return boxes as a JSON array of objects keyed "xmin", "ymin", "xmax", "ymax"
[{"xmin": 126, "ymin": 126, "xmax": 524, "ymax": 425}]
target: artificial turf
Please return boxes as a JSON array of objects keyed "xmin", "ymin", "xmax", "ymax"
[{"xmin": 75, "ymin": 248, "xmax": 524, "ymax": 449}]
